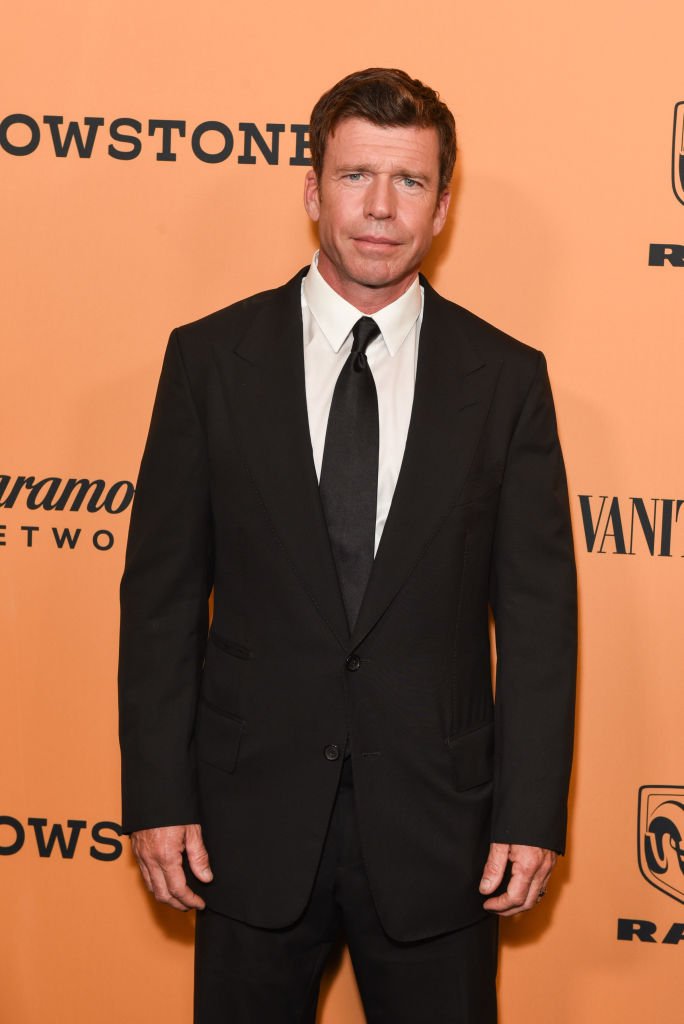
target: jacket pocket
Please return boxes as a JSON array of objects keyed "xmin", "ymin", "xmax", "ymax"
[
  {"xmin": 447, "ymin": 721, "xmax": 494, "ymax": 791},
  {"xmin": 195, "ymin": 698, "xmax": 245, "ymax": 774},
  {"xmin": 209, "ymin": 629, "xmax": 254, "ymax": 660}
]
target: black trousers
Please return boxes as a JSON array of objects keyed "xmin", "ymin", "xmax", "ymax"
[{"xmin": 194, "ymin": 755, "xmax": 499, "ymax": 1023}]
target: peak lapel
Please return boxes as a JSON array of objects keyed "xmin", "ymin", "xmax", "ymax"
[
  {"xmin": 213, "ymin": 269, "xmax": 350, "ymax": 649},
  {"xmin": 350, "ymin": 278, "xmax": 503, "ymax": 647}
]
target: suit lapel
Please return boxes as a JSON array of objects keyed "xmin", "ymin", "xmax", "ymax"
[
  {"xmin": 350, "ymin": 277, "xmax": 502, "ymax": 647},
  {"xmin": 213, "ymin": 269, "xmax": 502, "ymax": 652},
  {"xmin": 214, "ymin": 268, "xmax": 351, "ymax": 649}
]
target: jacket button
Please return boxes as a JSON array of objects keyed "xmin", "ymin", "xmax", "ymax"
[
  {"xmin": 324, "ymin": 744, "xmax": 340, "ymax": 761},
  {"xmin": 345, "ymin": 654, "xmax": 361, "ymax": 671}
]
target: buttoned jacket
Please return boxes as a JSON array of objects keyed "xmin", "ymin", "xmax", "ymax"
[{"xmin": 118, "ymin": 268, "xmax": 577, "ymax": 941}]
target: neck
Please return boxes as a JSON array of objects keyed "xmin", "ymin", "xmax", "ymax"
[{"xmin": 316, "ymin": 251, "xmax": 418, "ymax": 313}]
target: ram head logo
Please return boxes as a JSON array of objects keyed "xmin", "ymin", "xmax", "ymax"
[
  {"xmin": 638, "ymin": 786, "xmax": 684, "ymax": 903},
  {"xmin": 673, "ymin": 102, "xmax": 684, "ymax": 206}
]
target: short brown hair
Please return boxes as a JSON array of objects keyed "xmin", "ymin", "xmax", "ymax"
[{"xmin": 310, "ymin": 67, "xmax": 456, "ymax": 195}]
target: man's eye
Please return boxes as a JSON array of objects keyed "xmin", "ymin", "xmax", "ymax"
[
  {"xmin": 346, "ymin": 172, "xmax": 363, "ymax": 181},
  {"xmin": 403, "ymin": 177, "xmax": 420, "ymax": 188}
]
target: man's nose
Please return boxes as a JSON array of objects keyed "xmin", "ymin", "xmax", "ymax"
[{"xmin": 364, "ymin": 176, "xmax": 395, "ymax": 219}]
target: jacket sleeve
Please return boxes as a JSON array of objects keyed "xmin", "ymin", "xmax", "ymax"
[
  {"xmin": 118, "ymin": 329, "xmax": 213, "ymax": 834},
  {"xmin": 488, "ymin": 350, "xmax": 577, "ymax": 854}
]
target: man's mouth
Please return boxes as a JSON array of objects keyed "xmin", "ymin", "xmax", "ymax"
[{"xmin": 353, "ymin": 236, "xmax": 402, "ymax": 247}]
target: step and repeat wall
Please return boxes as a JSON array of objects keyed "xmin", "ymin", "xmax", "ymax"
[{"xmin": 3, "ymin": 2, "xmax": 682, "ymax": 1021}]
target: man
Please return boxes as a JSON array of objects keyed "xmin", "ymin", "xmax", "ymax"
[{"xmin": 118, "ymin": 67, "xmax": 577, "ymax": 1022}]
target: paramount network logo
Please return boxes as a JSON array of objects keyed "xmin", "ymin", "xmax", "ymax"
[
  {"xmin": 0, "ymin": 114, "xmax": 312, "ymax": 165},
  {"xmin": 0, "ymin": 473, "xmax": 134, "ymax": 551},
  {"xmin": 648, "ymin": 101, "xmax": 684, "ymax": 266}
]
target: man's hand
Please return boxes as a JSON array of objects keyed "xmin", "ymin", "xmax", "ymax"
[
  {"xmin": 479, "ymin": 841, "xmax": 556, "ymax": 916},
  {"xmin": 131, "ymin": 823, "xmax": 213, "ymax": 911}
]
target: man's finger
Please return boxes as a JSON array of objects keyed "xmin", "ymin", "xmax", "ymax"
[
  {"xmin": 513, "ymin": 868, "xmax": 548, "ymax": 914},
  {"xmin": 540, "ymin": 871, "xmax": 554, "ymax": 895},
  {"xmin": 130, "ymin": 824, "xmax": 208, "ymax": 911},
  {"xmin": 522, "ymin": 864, "xmax": 555, "ymax": 912},
  {"xmin": 520, "ymin": 853, "xmax": 556, "ymax": 911},
  {"xmin": 130, "ymin": 837, "xmax": 155, "ymax": 895},
  {"xmin": 147, "ymin": 862, "xmax": 191, "ymax": 911},
  {"xmin": 484, "ymin": 848, "xmax": 557, "ymax": 915},
  {"xmin": 159, "ymin": 858, "xmax": 206, "ymax": 911},
  {"xmin": 483, "ymin": 866, "xmax": 531, "ymax": 914},
  {"xmin": 479, "ymin": 842, "xmax": 510, "ymax": 895},
  {"xmin": 186, "ymin": 824, "xmax": 213, "ymax": 883},
  {"xmin": 137, "ymin": 858, "xmax": 154, "ymax": 895}
]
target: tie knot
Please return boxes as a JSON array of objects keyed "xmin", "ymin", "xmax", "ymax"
[{"xmin": 351, "ymin": 317, "xmax": 381, "ymax": 355}]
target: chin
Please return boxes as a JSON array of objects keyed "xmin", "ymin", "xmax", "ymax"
[{"xmin": 348, "ymin": 258, "xmax": 404, "ymax": 289}]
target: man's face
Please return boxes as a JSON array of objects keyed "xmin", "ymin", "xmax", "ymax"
[{"xmin": 304, "ymin": 117, "xmax": 450, "ymax": 309}]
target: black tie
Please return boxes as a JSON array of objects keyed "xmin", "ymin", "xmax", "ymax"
[{"xmin": 319, "ymin": 316, "xmax": 381, "ymax": 632}]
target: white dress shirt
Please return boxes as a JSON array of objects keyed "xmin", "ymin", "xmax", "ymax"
[{"xmin": 301, "ymin": 252, "xmax": 423, "ymax": 556}]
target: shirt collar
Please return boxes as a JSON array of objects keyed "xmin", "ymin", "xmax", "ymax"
[{"xmin": 303, "ymin": 251, "xmax": 422, "ymax": 356}]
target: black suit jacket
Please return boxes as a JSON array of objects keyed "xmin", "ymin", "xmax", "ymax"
[{"xmin": 118, "ymin": 268, "xmax": 577, "ymax": 941}]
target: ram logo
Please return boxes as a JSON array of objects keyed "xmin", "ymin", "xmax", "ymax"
[
  {"xmin": 638, "ymin": 786, "xmax": 684, "ymax": 904},
  {"xmin": 673, "ymin": 102, "xmax": 684, "ymax": 206}
]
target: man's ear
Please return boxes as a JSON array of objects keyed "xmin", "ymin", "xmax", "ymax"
[
  {"xmin": 432, "ymin": 187, "xmax": 451, "ymax": 237},
  {"xmin": 303, "ymin": 169, "xmax": 321, "ymax": 223}
]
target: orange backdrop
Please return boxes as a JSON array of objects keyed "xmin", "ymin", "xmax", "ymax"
[{"xmin": 3, "ymin": 2, "xmax": 683, "ymax": 1020}]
